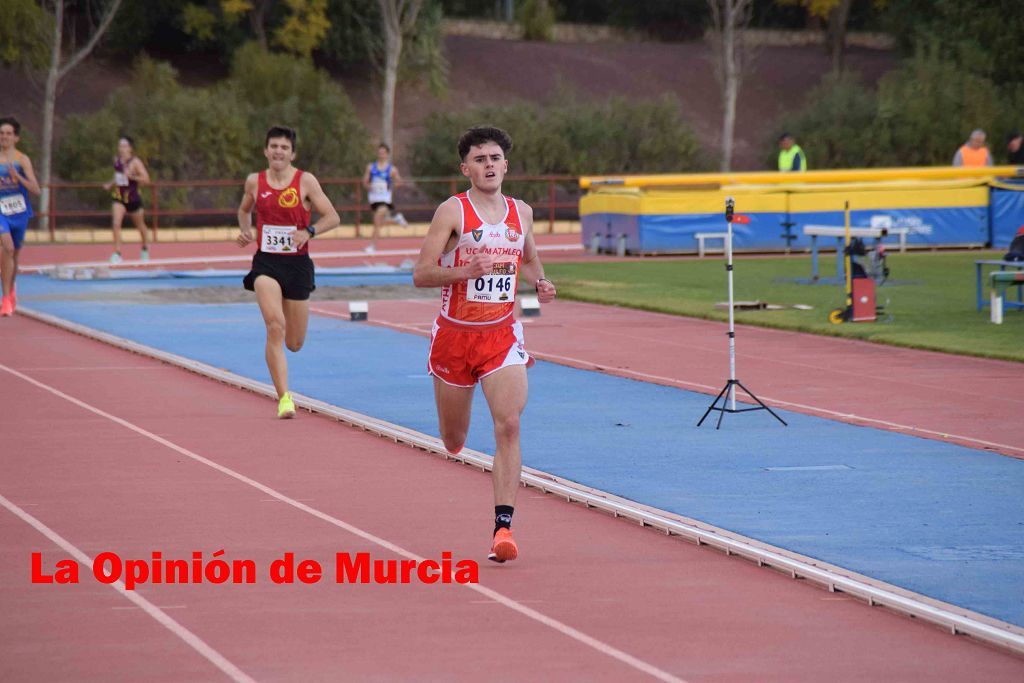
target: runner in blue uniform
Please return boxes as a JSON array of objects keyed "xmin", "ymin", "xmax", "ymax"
[
  {"xmin": 361, "ymin": 144, "xmax": 406, "ymax": 253},
  {"xmin": 0, "ymin": 117, "xmax": 41, "ymax": 317}
]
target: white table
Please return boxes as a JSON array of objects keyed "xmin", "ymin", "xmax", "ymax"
[{"xmin": 803, "ymin": 225, "xmax": 910, "ymax": 281}]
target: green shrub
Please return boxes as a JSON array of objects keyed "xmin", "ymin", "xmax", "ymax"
[
  {"xmin": 767, "ymin": 70, "xmax": 877, "ymax": 169},
  {"xmin": 767, "ymin": 47, "xmax": 1013, "ymax": 169},
  {"xmin": 410, "ymin": 95, "xmax": 703, "ymax": 201},
  {"xmin": 224, "ymin": 43, "xmax": 371, "ymax": 177},
  {"xmin": 870, "ymin": 45, "xmax": 1003, "ymax": 167},
  {"xmin": 56, "ymin": 49, "xmax": 369, "ymax": 217},
  {"xmin": 519, "ymin": 0, "xmax": 556, "ymax": 41}
]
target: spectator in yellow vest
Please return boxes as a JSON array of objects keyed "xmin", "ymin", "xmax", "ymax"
[
  {"xmin": 777, "ymin": 133, "xmax": 807, "ymax": 172},
  {"xmin": 952, "ymin": 129, "xmax": 993, "ymax": 167}
]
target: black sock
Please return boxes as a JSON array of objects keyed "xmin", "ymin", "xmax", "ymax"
[{"xmin": 494, "ymin": 505, "xmax": 514, "ymax": 535}]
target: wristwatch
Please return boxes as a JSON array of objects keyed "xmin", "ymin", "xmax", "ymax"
[{"xmin": 306, "ymin": 225, "xmax": 316, "ymax": 238}]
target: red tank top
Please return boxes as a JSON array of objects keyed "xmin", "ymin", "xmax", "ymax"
[
  {"xmin": 437, "ymin": 192, "xmax": 524, "ymax": 327},
  {"xmin": 255, "ymin": 169, "xmax": 311, "ymax": 255}
]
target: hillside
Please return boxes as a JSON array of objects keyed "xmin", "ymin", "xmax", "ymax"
[{"xmin": 2, "ymin": 34, "xmax": 897, "ymax": 174}]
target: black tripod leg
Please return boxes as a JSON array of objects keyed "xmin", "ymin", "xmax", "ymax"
[
  {"xmin": 697, "ymin": 381, "xmax": 732, "ymax": 427},
  {"xmin": 734, "ymin": 380, "xmax": 788, "ymax": 426}
]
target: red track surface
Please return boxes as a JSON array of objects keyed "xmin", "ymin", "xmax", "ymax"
[
  {"xmin": 309, "ymin": 298, "xmax": 1024, "ymax": 459},
  {"xmin": 3, "ymin": 298, "xmax": 1024, "ymax": 680}
]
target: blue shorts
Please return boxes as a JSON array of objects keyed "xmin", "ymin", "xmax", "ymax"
[{"xmin": 0, "ymin": 213, "xmax": 30, "ymax": 250}]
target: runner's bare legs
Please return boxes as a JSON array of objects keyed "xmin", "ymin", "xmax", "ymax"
[
  {"xmin": 434, "ymin": 379, "xmax": 474, "ymax": 454},
  {"xmin": 481, "ymin": 365, "xmax": 527, "ymax": 506}
]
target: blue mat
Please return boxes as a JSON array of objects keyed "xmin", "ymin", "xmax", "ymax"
[{"xmin": 17, "ymin": 273, "xmax": 1024, "ymax": 627}]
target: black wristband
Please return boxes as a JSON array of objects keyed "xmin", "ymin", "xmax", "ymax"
[
  {"xmin": 306, "ymin": 225, "xmax": 316, "ymax": 238},
  {"xmin": 535, "ymin": 277, "xmax": 552, "ymax": 290}
]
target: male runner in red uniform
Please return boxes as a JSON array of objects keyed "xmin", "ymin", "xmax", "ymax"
[
  {"xmin": 413, "ymin": 126, "xmax": 557, "ymax": 562},
  {"xmin": 237, "ymin": 126, "xmax": 340, "ymax": 418}
]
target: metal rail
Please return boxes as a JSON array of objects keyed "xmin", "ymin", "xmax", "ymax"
[{"xmin": 36, "ymin": 175, "xmax": 580, "ymax": 238}]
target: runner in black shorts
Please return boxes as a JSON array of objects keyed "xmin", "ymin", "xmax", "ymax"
[
  {"xmin": 102, "ymin": 136, "xmax": 151, "ymax": 263},
  {"xmin": 237, "ymin": 125, "xmax": 340, "ymax": 418},
  {"xmin": 361, "ymin": 143, "xmax": 406, "ymax": 253}
]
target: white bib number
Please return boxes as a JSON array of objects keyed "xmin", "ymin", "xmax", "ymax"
[
  {"xmin": 115, "ymin": 172, "xmax": 129, "ymax": 187},
  {"xmin": 261, "ymin": 224, "xmax": 297, "ymax": 253},
  {"xmin": 368, "ymin": 178, "xmax": 391, "ymax": 204},
  {"xmin": 468, "ymin": 262, "xmax": 517, "ymax": 304},
  {"xmin": 0, "ymin": 194, "xmax": 27, "ymax": 216}
]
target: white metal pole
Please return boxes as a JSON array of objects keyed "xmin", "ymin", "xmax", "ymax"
[{"xmin": 726, "ymin": 198, "xmax": 737, "ymax": 411}]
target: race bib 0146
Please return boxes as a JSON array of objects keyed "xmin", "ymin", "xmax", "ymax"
[
  {"xmin": 468, "ymin": 262, "xmax": 517, "ymax": 304},
  {"xmin": 260, "ymin": 224, "xmax": 297, "ymax": 253}
]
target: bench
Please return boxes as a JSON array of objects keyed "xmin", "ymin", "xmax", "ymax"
[
  {"xmin": 803, "ymin": 225, "xmax": 910, "ymax": 281},
  {"xmin": 694, "ymin": 232, "xmax": 728, "ymax": 258},
  {"xmin": 975, "ymin": 259, "xmax": 1024, "ymax": 312},
  {"xmin": 990, "ymin": 270, "xmax": 1024, "ymax": 323}
]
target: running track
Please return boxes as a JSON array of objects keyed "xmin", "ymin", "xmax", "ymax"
[{"xmin": 2, "ymin": 314, "xmax": 1023, "ymax": 681}]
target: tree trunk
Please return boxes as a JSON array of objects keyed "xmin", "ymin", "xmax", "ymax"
[
  {"xmin": 377, "ymin": 0, "xmax": 423, "ymax": 152},
  {"xmin": 38, "ymin": 0, "xmax": 65, "ymax": 234},
  {"xmin": 380, "ymin": 20, "xmax": 401, "ymax": 149},
  {"xmin": 826, "ymin": 0, "xmax": 853, "ymax": 72},
  {"xmin": 251, "ymin": 0, "xmax": 269, "ymax": 51},
  {"xmin": 720, "ymin": 2, "xmax": 736, "ymax": 172},
  {"xmin": 38, "ymin": 0, "xmax": 123, "ymax": 233}
]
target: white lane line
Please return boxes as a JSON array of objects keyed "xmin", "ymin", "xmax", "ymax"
[
  {"xmin": 0, "ymin": 493, "xmax": 254, "ymax": 683},
  {"xmin": 0, "ymin": 363, "xmax": 687, "ymax": 683},
  {"xmin": 16, "ymin": 366, "xmax": 168, "ymax": 371}
]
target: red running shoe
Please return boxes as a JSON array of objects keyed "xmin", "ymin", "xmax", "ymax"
[{"xmin": 488, "ymin": 528, "xmax": 518, "ymax": 563}]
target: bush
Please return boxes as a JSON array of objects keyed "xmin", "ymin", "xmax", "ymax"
[
  {"xmin": 767, "ymin": 70, "xmax": 877, "ymax": 169},
  {"xmin": 224, "ymin": 43, "xmax": 371, "ymax": 177},
  {"xmin": 766, "ymin": 47, "xmax": 1014, "ymax": 169},
  {"xmin": 410, "ymin": 94, "xmax": 703, "ymax": 201},
  {"xmin": 56, "ymin": 49, "xmax": 370, "ymax": 216},
  {"xmin": 519, "ymin": 0, "xmax": 556, "ymax": 41},
  {"xmin": 870, "ymin": 45, "xmax": 1003, "ymax": 167}
]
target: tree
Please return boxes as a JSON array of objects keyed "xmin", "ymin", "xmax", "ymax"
[
  {"xmin": 0, "ymin": 0, "xmax": 51, "ymax": 70},
  {"xmin": 181, "ymin": 0, "xmax": 329, "ymax": 57},
  {"xmin": 377, "ymin": 0, "xmax": 425, "ymax": 150},
  {"xmin": 707, "ymin": 0, "xmax": 755, "ymax": 172},
  {"xmin": 38, "ymin": 0, "xmax": 123, "ymax": 232}
]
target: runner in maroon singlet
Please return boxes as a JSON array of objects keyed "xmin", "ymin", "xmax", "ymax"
[{"xmin": 102, "ymin": 136, "xmax": 151, "ymax": 263}]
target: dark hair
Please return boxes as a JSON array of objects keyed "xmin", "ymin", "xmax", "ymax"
[
  {"xmin": 119, "ymin": 135, "xmax": 134, "ymax": 147},
  {"xmin": 378, "ymin": 143, "xmax": 390, "ymax": 152},
  {"xmin": 0, "ymin": 117, "xmax": 21, "ymax": 135},
  {"xmin": 458, "ymin": 126, "xmax": 513, "ymax": 161},
  {"xmin": 778, "ymin": 132, "xmax": 793, "ymax": 142},
  {"xmin": 265, "ymin": 125, "xmax": 297, "ymax": 149},
  {"xmin": 1008, "ymin": 131, "xmax": 1023, "ymax": 143}
]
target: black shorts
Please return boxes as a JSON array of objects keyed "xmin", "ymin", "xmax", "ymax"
[
  {"xmin": 371, "ymin": 202, "xmax": 395, "ymax": 212},
  {"xmin": 243, "ymin": 250, "xmax": 316, "ymax": 301},
  {"xmin": 116, "ymin": 198, "xmax": 143, "ymax": 213}
]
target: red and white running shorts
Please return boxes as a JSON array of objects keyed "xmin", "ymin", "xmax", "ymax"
[{"xmin": 428, "ymin": 318, "xmax": 533, "ymax": 387}]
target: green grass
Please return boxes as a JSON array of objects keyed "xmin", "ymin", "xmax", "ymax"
[{"xmin": 544, "ymin": 251, "xmax": 1024, "ymax": 363}]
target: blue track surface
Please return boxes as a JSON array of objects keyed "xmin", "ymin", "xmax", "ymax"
[{"xmin": 17, "ymin": 273, "xmax": 1024, "ymax": 627}]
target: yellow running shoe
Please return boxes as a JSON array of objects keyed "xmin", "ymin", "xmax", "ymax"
[{"xmin": 277, "ymin": 392, "xmax": 296, "ymax": 419}]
